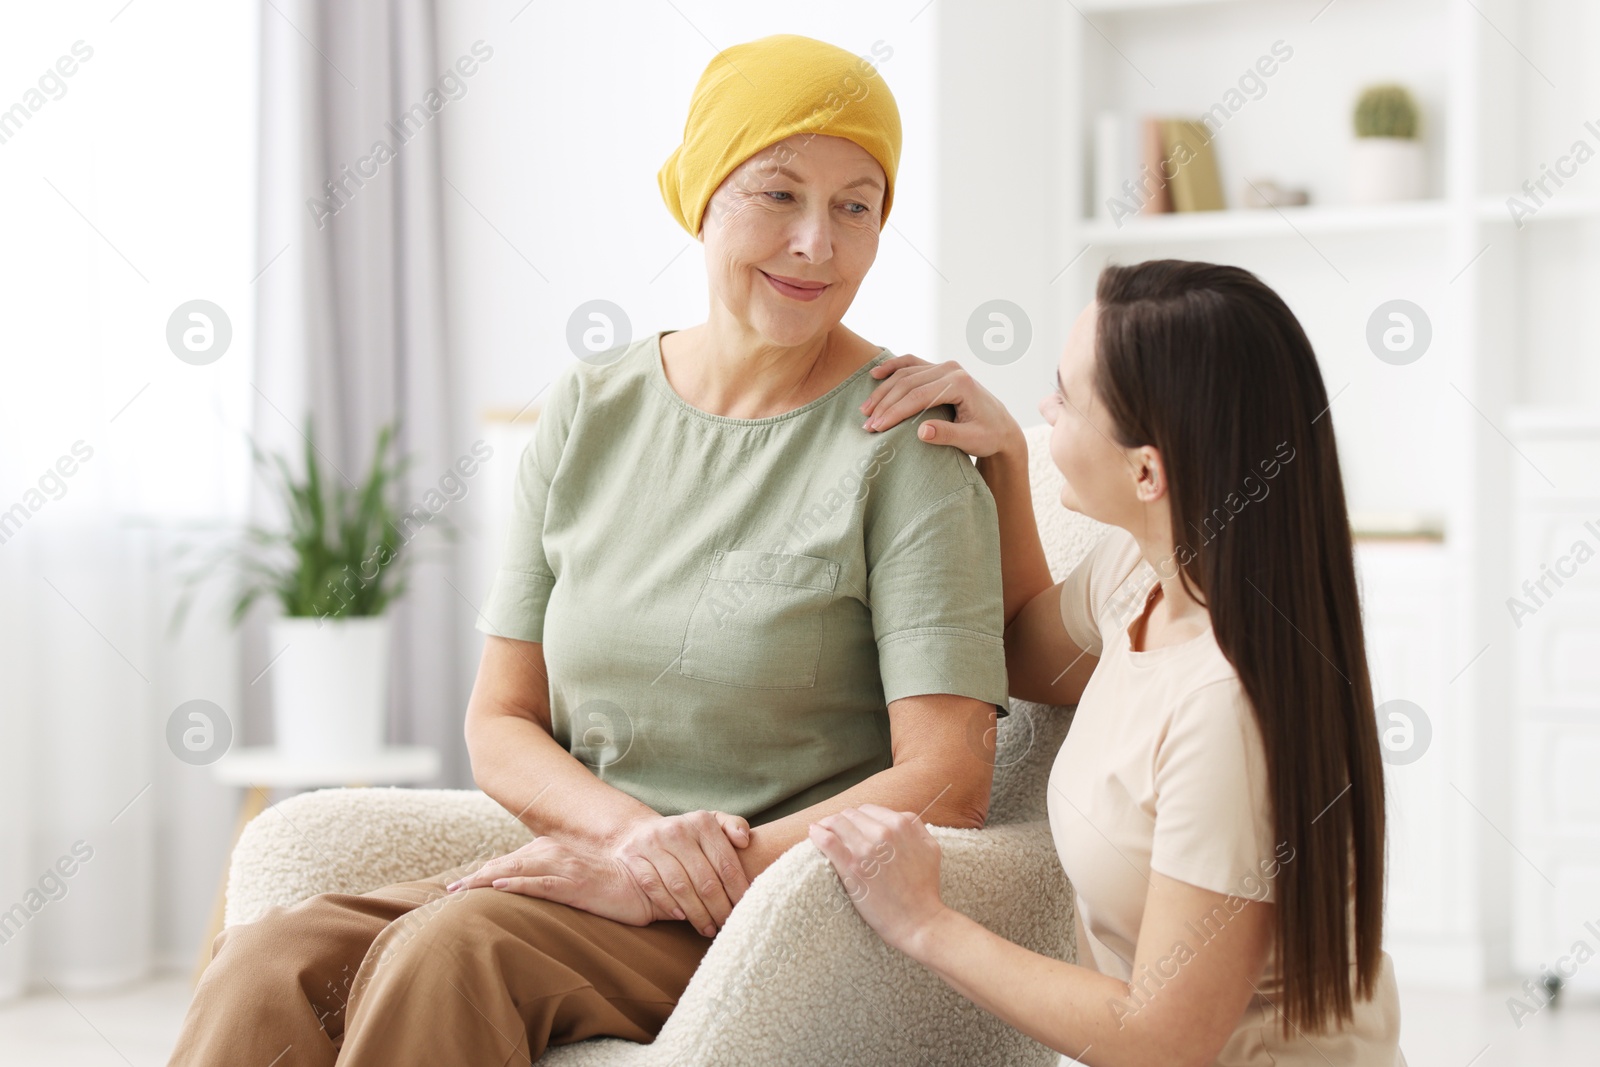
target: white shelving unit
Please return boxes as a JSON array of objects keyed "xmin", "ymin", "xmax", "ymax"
[
  {"xmin": 1079, "ymin": 199, "xmax": 1454, "ymax": 246},
  {"xmin": 1049, "ymin": 0, "xmax": 1599, "ymax": 988}
]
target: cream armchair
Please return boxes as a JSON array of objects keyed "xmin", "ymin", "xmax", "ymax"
[{"xmin": 224, "ymin": 423, "xmax": 1106, "ymax": 1066}]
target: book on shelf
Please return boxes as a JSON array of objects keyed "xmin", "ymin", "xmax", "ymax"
[
  {"xmin": 1093, "ymin": 112, "xmax": 1227, "ymax": 220},
  {"xmin": 1139, "ymin": 117, "xmax": 1173, "ymax": 214},
  {"xmin": 1156, "ymin": 118, "xmax": 1225, "ymax": 213}
]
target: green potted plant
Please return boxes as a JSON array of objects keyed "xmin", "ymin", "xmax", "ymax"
[
  {"xmin": 1350, "ymin": 83, "xmax": 1425, "ymax": 203},
  {"xmin": 175, "ymin": 422, "xmax": 412, "ymax": 762}
]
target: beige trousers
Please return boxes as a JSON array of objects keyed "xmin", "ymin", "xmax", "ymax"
[{"xmin": 167, "ymin": 859, "xmax": 713, "ymax": 1066}]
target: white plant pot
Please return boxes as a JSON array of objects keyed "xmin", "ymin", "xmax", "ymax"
[
  {"xmin": 1349, "ymin": 137, "xmax": 1426, "ymax": 204},
  {"xmin": 267, "ymin": 615, "xmax": 392, "ymax": 763}
]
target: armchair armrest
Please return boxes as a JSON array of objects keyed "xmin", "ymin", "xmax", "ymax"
[
  {"xmin": 224, "ymin": 786, "xmax": 531, "ymax": 927},
  {"xmin": 538, "ymin": 818, "xmax": 1075, "ymax": 1067}
]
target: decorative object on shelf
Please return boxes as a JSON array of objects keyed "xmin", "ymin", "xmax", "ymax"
[
  {"xmin": 175, "ymin": 422, "xmax": 417, "ymax": 763},
  {"xmin": 1240, "ymin": 178, "xmax": 1310, "ymax": 209},
  {"xmin": 1158, "ymin": 118, "xmax": 1225, "ymax": 212},
  {"xmin": 1349, "ymin": 83, "xmax": 1425, "ymax": 204}
]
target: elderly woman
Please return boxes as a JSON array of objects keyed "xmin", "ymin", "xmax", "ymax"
[{"xmin": 167, "ymin": 34, "xmax": 1009, "ymax": 1066}]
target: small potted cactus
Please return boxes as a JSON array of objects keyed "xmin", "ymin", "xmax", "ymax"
[{"xmin": 1349, "ymin": 83, "xmax": 1425, "ymax": 203}]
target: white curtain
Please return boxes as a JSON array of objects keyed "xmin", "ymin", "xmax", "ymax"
[
  {"xmin": 0, "ymin": 0, "xmax": 461, "ymax": 996},
  {"xmin": 249, "ymin": 0, "xmax": 464, "ymax": 784},
  {"xmin": 0, "ymin": 4, "xmax": 258, "ymax": 993}
]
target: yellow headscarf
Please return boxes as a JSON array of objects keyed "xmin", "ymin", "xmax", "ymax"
[{"xmin": 658, "ymin": 34, "xmax": 901, "ymax": 238}]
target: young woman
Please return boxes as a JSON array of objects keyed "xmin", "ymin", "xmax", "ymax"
[{"xmin": 809, "ymin": 260, "xmax": 1406, "ymax": 1066}]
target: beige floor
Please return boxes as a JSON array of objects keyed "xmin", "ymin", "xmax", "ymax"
[{"xmin": 0, "ymin": 970, "xmax": 1593, "ymax": 1065}]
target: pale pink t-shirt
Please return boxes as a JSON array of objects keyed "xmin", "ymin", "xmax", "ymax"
[{"xmin": 1047, "ymin": 528, "xmax": 1405, "ymax": 1066}]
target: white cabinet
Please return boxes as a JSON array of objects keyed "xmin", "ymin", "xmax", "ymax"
[
  {"xmin": 1355, "ymin": 539, "xmax": 1488, "ymax": 984},
  {"xmin": 1508, "ymin": 411, "xmax": 1600, "ymax": 993}
]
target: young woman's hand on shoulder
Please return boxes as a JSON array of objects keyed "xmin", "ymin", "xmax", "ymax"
[{"xmin": 860, "ymin": 355, "xmax": 1024, "ymax": 458}]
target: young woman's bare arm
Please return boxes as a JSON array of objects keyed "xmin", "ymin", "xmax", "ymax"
[
  {"xmin": 902, "ymin": 869, "xmax": 1273, "ymax": 1067},
  {"xmin": 810, "ymin": 807, "xmax": 1275, "ymax": 1067},
  {"xmin": 976, "ymin": 438, "xmax": 1099, "ymax": 705},
  {"xmin": 1004, "ymin": 578, "xmax": 1098, "ymax": 707},
  {"xmin": 976, "ymin": 439, "xmax": 1056, "ymax": 628}
]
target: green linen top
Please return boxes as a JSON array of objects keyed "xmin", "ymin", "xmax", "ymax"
[{"xmin": 476, "ymin": 329, "xmax": 1010, "ymax": 826}]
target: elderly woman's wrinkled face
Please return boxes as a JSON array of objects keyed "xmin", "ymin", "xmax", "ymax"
[{"xmin": 699, "ymin": 133, "xmax": 885, "ymax": 346}]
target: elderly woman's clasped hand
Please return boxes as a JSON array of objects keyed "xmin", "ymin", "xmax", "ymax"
[{"xmin": 444, "ymin": 809, "xmax": 753, "ymax": 939}]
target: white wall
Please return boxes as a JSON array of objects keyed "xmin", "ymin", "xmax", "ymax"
[{"xmin": 933, "ymin": 0, "xmax": 1074, "ymax": 426}]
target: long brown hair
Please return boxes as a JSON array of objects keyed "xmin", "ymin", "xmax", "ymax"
[{"xmin": 1092, "ymin": 259, "xmax": 1387, "ymax": 1035}]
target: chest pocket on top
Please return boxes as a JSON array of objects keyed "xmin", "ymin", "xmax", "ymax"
[{"xmin": 679, "ymin": 548, "xmax": 840, "ymax": 690}]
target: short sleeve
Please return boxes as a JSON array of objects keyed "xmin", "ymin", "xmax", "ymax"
[
  {"xmin": 1149, "ymin": 680, "xmax": 1279, "ymax": 901},
  {"xmin": 1057, "ymin": 528, "xmax": 1148, "ymax": 657},
  {"xmin": 1057, "ymin": 540, "xmax": 1106, "ymax": 656},
  {"xmin": 476, "ymin": 369, "xmax": 580, "ymax": 643},
  {"xmin": 867, "ymin": 481, "xmax": 1010, "ymax": 717}
]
